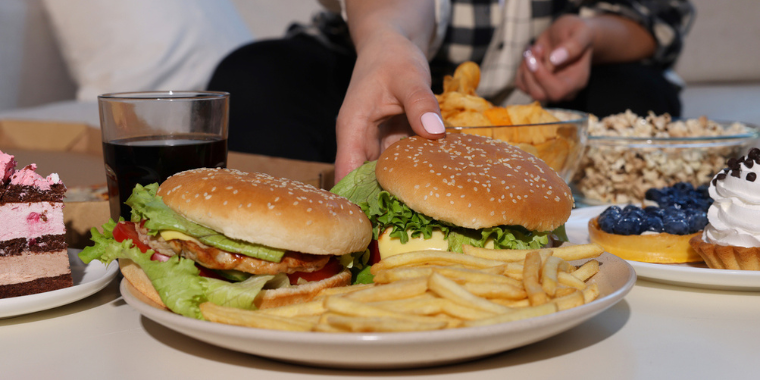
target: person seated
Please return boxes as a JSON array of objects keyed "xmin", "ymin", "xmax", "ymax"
[{"xmin": 207, "ymin": 0, "xmax": 694, "ymax": 181}]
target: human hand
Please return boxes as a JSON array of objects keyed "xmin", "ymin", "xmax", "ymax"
[
  {"xmin": 515, "ymin": 15, "xmax": 594, "ymax": 103},
  {"xmin": 334, "ymin": 31, "xmax": 445, "ymax": 182}
]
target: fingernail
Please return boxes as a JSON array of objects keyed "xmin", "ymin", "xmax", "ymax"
[
  {"xmin": 523, "ymin": 50, "xmax": 538, "ymax": 72},
  {"xmin": 550, "ymin": 47, "xmax": 568, "ymax": 65},
  {"xmin": 421, "ymin": 112, "xmax": 445, "ymax": 134}
]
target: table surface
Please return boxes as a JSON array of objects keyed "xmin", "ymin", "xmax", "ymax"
[{"xmin": 4, "ymin": 269, "xmax": 760, "ymax": 379}]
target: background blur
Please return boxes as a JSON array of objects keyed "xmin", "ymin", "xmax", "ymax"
[{"xmin": 0, "ymin": 0, "xmax": 758, "ymax": 125}]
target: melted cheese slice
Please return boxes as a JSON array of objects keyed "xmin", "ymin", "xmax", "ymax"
[
  {"xmin": 159, "ymin": 230, "xmax": 202, "ymax": 245},
  {"xmin": 377, "ymin": 228, "xmax": 448, "ymax": 259}
]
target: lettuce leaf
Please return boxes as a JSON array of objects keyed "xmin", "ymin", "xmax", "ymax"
[
  {"xmin": 330, "ymin": 161, "xmax": 383, "ymax": 206},
  {"xmin": 126, "ymin": 183, "xmax": 285, "ymax": 262},
  {"xmin": 79, "ymin": 222, "xmax": 281, "ymax": 319},
  {"xmin": 80, "ymin": 222, "xmax": 208, "ymax": 319}
]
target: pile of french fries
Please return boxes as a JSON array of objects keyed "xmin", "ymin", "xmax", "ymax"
[{"xmin": 200, "ymin": 243, "xmax": 605, "ymax": 333}]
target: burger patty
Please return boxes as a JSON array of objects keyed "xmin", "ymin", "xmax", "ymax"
[{"xmin": 136, "ymin": 226, "xmax": 330, "ymax": 275}]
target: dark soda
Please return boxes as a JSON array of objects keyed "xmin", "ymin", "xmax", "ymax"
[{"xmin": 103, "ymin": 134, "xmax": 227, "ymax": 219}]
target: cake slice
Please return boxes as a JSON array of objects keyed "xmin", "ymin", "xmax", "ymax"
[{"xmin": 0, "ymin": 151, "xmax": 71, "ymax": 298}]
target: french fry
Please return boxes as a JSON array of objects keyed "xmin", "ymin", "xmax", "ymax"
[
  {"xmin": 554, "ymin": 286, "xmax": 579, "ymax": 298},
  {"xmin": 558, "ymin": 271, "xmax": 588, "ymax": 290},
  {"xmin": 572, "ymin": 259, "xmax": 600, "ymax": 282},
  {"xmin": 373, "ymin": 267, "xmax": 433, "ymax": 283},
  {"xmin": 463, "ymin": 303, "xmax": 558, "ymax": 327},
  {"xmin": 462, "ymin": 282, "xmax": 527, "ymax": 300},
  {"xmin": 462, "ymin": 243, "xmax": 603, "ymax": 263},
  {"xmin": 434, "ymin": 266, "xmax": 523, "ymax": 287},
  {"xmin": 370, "ymin": 250, "xmax": 505, "ymax": 274},
  {"xmin": 322, "ymin": 313, "xmax": 448, "ymax": 332},
  {"xmin": 369, "ymin": 294, "xmax": 445, "ymax": 315},
  {"xmin": 441, "ymin": 300, "xmax": 497, "ymax": 320},
  {"xmin": 551, "ymin": 290, "xmax": 585, "ymax": 311},
  {"xmin": 344, "ymin": 277, "xmax": 428, "ymax": 302},
  {"xmin": 316, "ymin": 283, "xmax": 375, "ymax": 298},
  {"xmin": 490, "ymin": 298, "xmax": 531, "ymax": 308},
  {"xmin": 428, "ymin": 273, "xmax": 512, "ymax": 314},
  {"xmin": 541, "ymin": 256, "xmax": 560, "ymax": 297},
  {"xmin": 200, "ymin": 302, "xmax": 314, "ymax": 332},
  {"xmin": 541, "ymin": 256, "xmax": 573, "ymax": 297},
  {"xmin": 583, "ymin": 283, "xmax": 600, "ymax": 304},
  {"xmin": 523, "ymin": 251, "xmax": 549, "ymax": 306},
  {"xmin": 325, "ymin": 296, "xmax": 454, "ymax": 327},
  {"xmin": 259, "ymin": 299, "xmax": 326, "ymax": 317}
]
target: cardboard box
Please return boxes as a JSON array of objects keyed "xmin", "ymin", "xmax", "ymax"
[{"xmin": 0, "ymin": 119, "xmax": 336, "ymax": 248}]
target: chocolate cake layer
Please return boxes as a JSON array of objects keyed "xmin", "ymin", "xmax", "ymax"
[
  {"xmin": 0, "ymin": 183, "xmax": 66, "ymax": 203},
  {"xmin": 0, "ymin": 235, "xmax": 67, "ymax": 257},
  {"xmin": 0, "ymin": 273, "xmax": 73, "ymax": 299}
]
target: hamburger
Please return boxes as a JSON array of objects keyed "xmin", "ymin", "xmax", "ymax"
[
  {"xmin": 331, "ymin": 134, "xmax": 574, "ymax": 280},
  {"xmin": 80, "ymin": 168, "xmax": 372, "ymax": 319}
]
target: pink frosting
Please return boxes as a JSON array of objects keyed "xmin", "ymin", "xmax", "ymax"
[
  {"xmin": 9, "ymin": 164, "xmax": 56, "ymax": 190},
  {"xmin": 0, "ymin": 150, "xmax": 16, "ymax": 182}
]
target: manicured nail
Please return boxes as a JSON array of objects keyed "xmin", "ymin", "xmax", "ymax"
[
  {"xmin": 523, "ymin": 50, "xmax": 538, "ymax": 72},
  {"xmin": 550, "ymin": 47, "xmax": 568, "ymax": 65},
  {"xmin": 421, "ymin": 112, "xmax": 445, "ymax": 134}
]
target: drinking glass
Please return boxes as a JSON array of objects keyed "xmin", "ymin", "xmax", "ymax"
[{"xmin": 99, "ymin": 91, "xmax": 229, "ymax": 220}]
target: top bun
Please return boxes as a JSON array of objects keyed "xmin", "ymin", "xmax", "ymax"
[
  {"xmin": 376, "ymin": 134, "xmax": 573, "ymax": 231},
  {"xmin": 157, "ymin": 168, "xmax": 371, "ymax": 255}
]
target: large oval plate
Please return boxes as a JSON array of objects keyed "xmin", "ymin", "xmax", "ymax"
[{"xmin": 121, "ymin": 252, "xmax": 634, "ymax": 369}]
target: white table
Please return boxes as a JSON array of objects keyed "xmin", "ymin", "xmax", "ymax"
[{"xmin": 2, "ymin": 272, "xmax": 759, "ymax": 380}]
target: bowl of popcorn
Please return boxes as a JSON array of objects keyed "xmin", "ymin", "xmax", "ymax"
[
  {"xmin": 571, "ymin": 110, "xmax": 760, "ymax": 205},
  {"xmin": 445, "ymin": 105, "xmax": 588, "ymax": 183}
]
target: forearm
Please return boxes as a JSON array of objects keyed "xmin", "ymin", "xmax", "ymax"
[
  {"xmin": 586, "ymin": 14, "xmax": 656, "ymax": 64},
  {"xmin": 345, "ymin": 0, "xmax": 436, "ymax": 55}
]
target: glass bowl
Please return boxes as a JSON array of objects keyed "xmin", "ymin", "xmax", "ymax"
[
  {"xmin": 445, "ymin": 109, "xmax": 588, "ymax": 182},
  {"xmin": 570, "ymin": 117, "xmax": 760, "ymax": 206}
]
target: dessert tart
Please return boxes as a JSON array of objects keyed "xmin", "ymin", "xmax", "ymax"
[
  {"xmin": 589, "ymin": 217, "xmax": 701, "ymax": 263},
  {"xmin": 689, "ymin": 150, "xmax": 760, "ymax": 270},
  {"xmin": 589, "ymin": 182, "xmax": 709, "ymax": 263}
]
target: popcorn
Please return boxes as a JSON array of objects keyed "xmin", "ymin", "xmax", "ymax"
[{"xmin": 572, "ymin": 111, "xmax": 750, "ymax": 204}]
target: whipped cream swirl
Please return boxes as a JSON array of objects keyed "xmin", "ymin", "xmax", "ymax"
[{"xmin": 703, "ymin": 151, "xmax": 760, "ymax": 247}]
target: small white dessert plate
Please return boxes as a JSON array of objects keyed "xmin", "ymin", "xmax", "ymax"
[
  {"xmin": 0, "ymin": 249, "xmax": 119, "ymax": 318},
  {"xmin": 120, "ymin": 252, "xmax": 635, "ymax": 369},
  {"xmin": 567, "ymin": 205, "xmax": 760, "ymax": 291}
]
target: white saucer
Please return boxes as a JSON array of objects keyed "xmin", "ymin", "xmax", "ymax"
[{"xmin": 0, "ymin": 249, "xmax": 120, "ymax": 318}]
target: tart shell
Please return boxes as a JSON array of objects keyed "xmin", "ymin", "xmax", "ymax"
[
  {"xmin": 688, "ymin": 235, "xmax": 760, "ymax": 270},
  {"xmin": 588, "ymin": 217, "xmax": 703, "ymax": 263}
]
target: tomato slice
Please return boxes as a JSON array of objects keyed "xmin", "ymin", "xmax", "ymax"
[
  {"xmin": 369, "ymin": 240, "xmax": 382, "ymax": 265},
  {"xmin": 287, "ymin": 257, "xmax": 343, "ymax": 285},
  {"xmin": 112, "ymin": 221, "xmax": 152, "ymax": 254}
]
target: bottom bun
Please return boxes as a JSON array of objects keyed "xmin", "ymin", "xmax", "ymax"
[
  {"xmin": 118, "ymin": 258, "xmax": 351, "ymax": 311},
  {"xmin": 254, "ymin": 270, "xmax": 351, "ymax": 309}
]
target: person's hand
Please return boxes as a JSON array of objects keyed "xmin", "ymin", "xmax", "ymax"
[
  {"xmin": 515, "ymin": 15, "xmax": 594, "ymax": 103},
  {"xmin": 334, "ymin": 31, "xmax": 445, "ymax": 183}
]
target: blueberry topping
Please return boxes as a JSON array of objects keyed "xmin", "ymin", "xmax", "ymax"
[{"xmin": 598, "ymin": 181, "xmax": 712, "ymax": 235}]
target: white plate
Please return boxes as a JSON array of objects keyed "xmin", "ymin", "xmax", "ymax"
[
  {"xmin": 120, "ymin": 252, "xmax": 635, "ymax": 369},
  {"xmin": 0, "ymin": 249, "xmax": 120, "ymax": 318},
  {"xmin": 567, "ymin": 205, "xmax": 760, "ymax": 291}
]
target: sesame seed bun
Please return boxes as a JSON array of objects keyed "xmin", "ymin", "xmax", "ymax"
[
  {"xmin": 375, "ymin": 134, "xmax": 573, "ymax": 232},
  {"xmin": 157, "ymin": 168, "xmax": 372, "ymax": 256}
]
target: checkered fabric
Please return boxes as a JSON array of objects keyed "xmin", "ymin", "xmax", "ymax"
[{"xmin": 429, "ymin": 0, "xmax": 694, "ymax": 100}]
